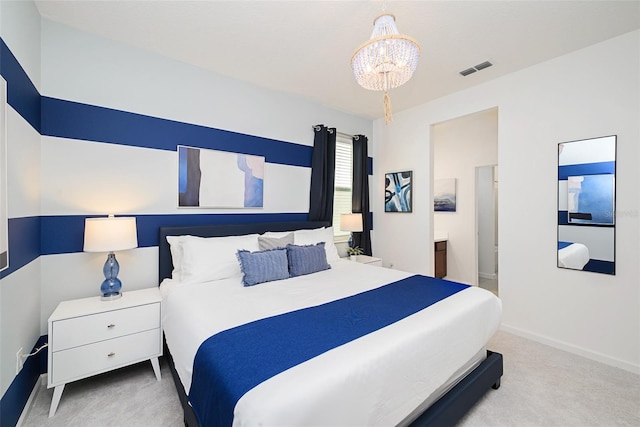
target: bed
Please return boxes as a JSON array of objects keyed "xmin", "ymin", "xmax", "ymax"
[
  {"xmin": 158, "ymin": 221, "xmax": 503, "ymax": 426},
  {"xmin": 558, "ymin": 241, "xmax": 590, "ymax": 270}
]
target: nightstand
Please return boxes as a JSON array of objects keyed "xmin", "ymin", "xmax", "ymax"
[
  {"xmin": 350, "ymin": 255, "xmax": 383, "ymax": 267},
  {"xmin": 47, "ymin": 287, "xmax": 162, "ymax": 417}
]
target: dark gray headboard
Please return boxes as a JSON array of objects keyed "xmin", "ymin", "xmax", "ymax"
[{"xmin": 158, "ymin": 221, "xmax": 330, "ymax": 284}]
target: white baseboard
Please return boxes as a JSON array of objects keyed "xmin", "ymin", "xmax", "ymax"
[
  {"xmin": 16, "ymin": 374, "xmax": 46, "ymax": 427},
  {"xmin": 478, "ymin": 272, "xmax": 497, "ymax": 280},
  {"xmin": 500, "ymin": 324, "xmax": 640, "ymax": 375}
]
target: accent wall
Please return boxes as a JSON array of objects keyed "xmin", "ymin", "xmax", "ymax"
[
  {"xmin": 0, "ymin": 1, "xmax": 43, "ymax": 425},
  {"xmin": 0, "ymin": 5, "xmax": 372, "ymax": 425}
]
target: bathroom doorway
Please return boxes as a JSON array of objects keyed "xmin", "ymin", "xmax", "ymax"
[
  {"xmin": 476, "ymin": 165, "xmax": 498, "ymax": 296},
  {"xmin": 432, "ymin": 107, "xmax": 498, "ymax": 287}
]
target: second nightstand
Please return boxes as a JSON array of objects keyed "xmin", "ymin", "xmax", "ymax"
[
  {"xmin": 47, "ymin": 287, "xmax": 163, "ymax": 417},
  {"xmin": 350, "ymin": 254, "xmax": 383, "ymax": 267}
]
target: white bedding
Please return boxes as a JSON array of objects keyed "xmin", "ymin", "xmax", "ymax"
[
  {"xmin": 558, "ymin": 242, "xmax": 590, "ymax": 269},
  {"xmin": 161, "ymin": 259, "xmax": 502, "ymax": 426}
]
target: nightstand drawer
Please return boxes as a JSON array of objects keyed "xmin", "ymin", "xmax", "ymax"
[
  {"xmin": 51, "ymin": 328, "xmax": 161, "ymax": 385},
  {"xmin": 52, "ymin": 303, "xmax": 160, "ymax": 352}
]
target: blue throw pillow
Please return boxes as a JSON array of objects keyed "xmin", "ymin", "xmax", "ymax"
[
  {"xmin": 286, "ymin": 243, "xmax": 331, "ymax": 277},
  {"xmin": 236, "ymin": 248, "xmax": 290, "ymax": 286}
]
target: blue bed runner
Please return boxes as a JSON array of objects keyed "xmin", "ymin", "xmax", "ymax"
[{"xmin": 189, "ymin": 275, "xmax": 469, "ymax": 426}]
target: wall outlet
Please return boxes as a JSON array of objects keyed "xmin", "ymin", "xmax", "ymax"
[{"xmin": 16, "ymin": 347, "xmax": 24, "ymax": 374}]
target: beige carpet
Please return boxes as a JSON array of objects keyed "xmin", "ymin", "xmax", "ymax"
[
  {"xmin": 458, "ymin": 331, "xmax": 639, "ymax": 426},
  {"xmin": 22, "ymin": 330, "xmax": 639, "ymax": 426},
  {"xmin": 22, "ymin": 359, "xmax": 182, "ymax": 427}
]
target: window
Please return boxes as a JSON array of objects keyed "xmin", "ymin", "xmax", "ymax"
[{"xmin": 332, "ymin": 135, "xmax": 353, "ymax": 241}]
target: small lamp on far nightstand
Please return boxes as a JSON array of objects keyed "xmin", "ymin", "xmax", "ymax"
[
  {"xmin": 340, "ymin": 213, "xmax": 363, "ymax": 248},
  {"xmin": 84, "ymin": 215, "xmax": 138, "ymax": 300}
]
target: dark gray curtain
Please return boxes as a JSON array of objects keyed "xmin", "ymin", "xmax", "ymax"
[
  {"xmin": 352, "ymin": 135, "xmax": 372, "ymax": 255},
  {"xmin": 309, "ymin": 125, "xmax": 336, "ymax": 222}
]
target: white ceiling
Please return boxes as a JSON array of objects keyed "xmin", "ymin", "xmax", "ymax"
[{"xmin": 34, "ymin": 0, "xmax": 640, "ymax": 120}]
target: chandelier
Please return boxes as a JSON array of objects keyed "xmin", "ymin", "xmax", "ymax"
[{"xmin": 351, "ymin": 13, "xmax": 420, "ymax": 124}]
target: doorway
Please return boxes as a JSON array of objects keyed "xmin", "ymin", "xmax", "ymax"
[
  {"xmin": 432, "ymin": 107, "xmax": 498, "ymax": 287},
  {"xmin": 476, "ymin": 165, "xmax": 498, "ymax": 296}
]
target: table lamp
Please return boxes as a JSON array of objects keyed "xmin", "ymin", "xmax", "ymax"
[
  {"xmin": 340, "ymin": 213, "xmax": 363, "ymax": 248},
  {"xmin": 84, "ymin": 215, "xmax": 138, "ymax": 300}
]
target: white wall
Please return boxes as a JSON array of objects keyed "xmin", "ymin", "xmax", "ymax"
[
  {"xmin": 0, "ymin": 0, "xmax": 42, "ymax": 399},
  {"xmin": 0, "ymin": 0, "xmax": 41, "ymax": 90},
  {"xmin": 38, "ymin": 19, "xmax": 372, "ymax": 332},
  {"xmin": 433, "ymin": 108, "xmax": 498, "ymax": 285},
  {"xmin": 374, "ymin": 30, "xmax": 640, "ymax": 373}
]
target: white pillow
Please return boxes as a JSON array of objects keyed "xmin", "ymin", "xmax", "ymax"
[
  {"xmin": 178, "ymin": 234, "xmax": 260, "ymax": 284},
  {"xmin": 166, "ymin": 235, "xmax": 193, "ymax": 281},
  {"xmin": 294, "ymin": 227, "xmax": 340, "ymax": 262}
]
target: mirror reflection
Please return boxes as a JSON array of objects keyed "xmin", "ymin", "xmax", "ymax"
[{"xmin": 557, "ymin": 135, "xmax": 616, "ymax": 274}]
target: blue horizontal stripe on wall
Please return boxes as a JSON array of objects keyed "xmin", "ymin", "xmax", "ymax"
[
  {"xmin": 40, "ymin": 97, "xmax": 375, "ymax": 171},
  {"xmin": 558, "ymin": 211, "xmax": 615, "ymax": 228},
  {"xmin": 0, "ymin": 38, "xmax": 374, "ymax": 173},
  {"xmin": 41, "ymin": 213, "xmax": 310, "ymax": 255},
  {"xmin": 0, "ymin": 38, "xmax": 41, "ymax": 132},
  {"xmin": 0, "ymin": 217, "xmax": 41, "ymax": 280},
  {"xmin": 558, "ymin": 211, "xmax": 568, "ymax": 225},
  {"xmin": 40, "ymin": 97, "xmax": 314, "ymax": 168},
  {"xmin": 558, "ymin": 161, "xmax": 615, "ymax": 180}
]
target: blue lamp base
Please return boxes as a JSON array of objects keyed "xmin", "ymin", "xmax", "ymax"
[{"xmin": 100, "ymin": 252, "xmax": 123, "ymax": 301}]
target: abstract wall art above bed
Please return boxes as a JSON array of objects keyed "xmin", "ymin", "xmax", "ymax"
[{"xmin": 178, "ymin": 145, "xmax": 264, "ymax": 208}]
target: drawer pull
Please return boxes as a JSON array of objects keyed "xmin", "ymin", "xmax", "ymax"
[
  {"xmin": 107, "ymin": 324, "xmax": 116, "ymax": 329},
  {"xmin": 107, "ymin": 352, "xmax": 116, "ymax": 357}
]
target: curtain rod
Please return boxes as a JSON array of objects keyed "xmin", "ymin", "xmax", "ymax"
[{"xmin": 312, "ymin": 125, "xmax": 359, "ymax": 140}]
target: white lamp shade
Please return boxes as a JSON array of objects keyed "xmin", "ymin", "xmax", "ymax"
[
  {"xmin": 340, "ymin": 213, "xmax": 363, "ymax": 232},
  {"xmin": 83, "ymin": 216, "xmax": 138, "ymax": 252}
]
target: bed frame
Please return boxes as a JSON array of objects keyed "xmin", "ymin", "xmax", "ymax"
[{"xmin": 158, "ymin": 221, "xmax": 503, "ymax": 427}]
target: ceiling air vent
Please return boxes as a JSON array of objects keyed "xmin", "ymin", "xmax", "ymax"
[
  {"xmin": 459, "ymin": 67, "xmax": 477, "ymax": 76},
  {"xmin": 459, "ymin": 60, "xmax": 493, "ymax": 76},
  {"xmin": 474, "ymin": 61, "xmax": 493, "ymax": 70}
]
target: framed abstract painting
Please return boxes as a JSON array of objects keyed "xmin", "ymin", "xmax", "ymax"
[
  {"xmin": 178, "ymin": 146, "xmax": 264, "ymax": 208},
  {"xmin": 434, "ymin": 178, "xmax": 457, "ymax": 212},
  {"xmin": 385, "ymin": 171, "xmax": 412, "ymax": 212}
]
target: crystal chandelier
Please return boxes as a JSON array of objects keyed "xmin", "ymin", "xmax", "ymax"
[{"xmin": 351, "ymin": 13, "xmax": 420, "ymax": 124}]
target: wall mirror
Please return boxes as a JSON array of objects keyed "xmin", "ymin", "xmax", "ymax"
[{"xmin": 557, "ymin": 135, "xmax": 616, "ymax": 274}]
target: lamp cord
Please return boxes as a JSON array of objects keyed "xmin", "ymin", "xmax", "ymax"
[{"xmin": 22, "ymin": 343, "xmax": 49, "ymax": 359}]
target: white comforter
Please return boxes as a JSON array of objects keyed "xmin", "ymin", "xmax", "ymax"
[{"xmin": 161, "ymin": 260, "xmax": 502, "ymax": 426}]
